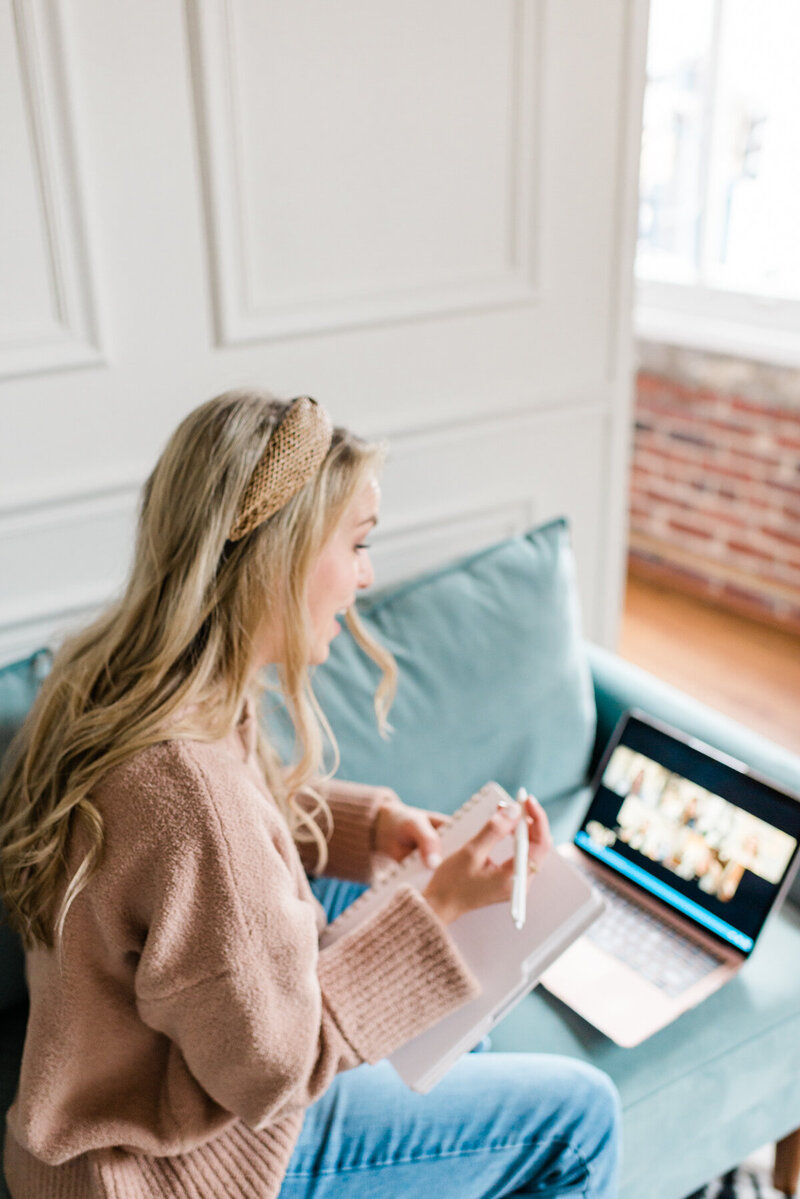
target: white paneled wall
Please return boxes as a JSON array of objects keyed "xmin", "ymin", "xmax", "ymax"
[
  {"xmin": 0, "ymin": 0, "xmax": 104, "ymax": 377},
  {"xmin": 0, "ymin": 0, "xmax": 649, "ymax": 666}
]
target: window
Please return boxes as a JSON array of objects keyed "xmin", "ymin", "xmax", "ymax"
[{"xmin": 635, "ymin": 0, "xmax": 800, "ymax": 365}]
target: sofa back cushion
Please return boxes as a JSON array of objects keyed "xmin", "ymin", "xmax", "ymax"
[
  {"xmin": 0, "ymin": 520, "xmax": 593, "ymax": 1009},
  {"xmin": 0, "ymin": 651, "xmax": 51, "ymax": 1014},
  {"xmin": 264, "ymin": 517, "xmax": 596, "ymax": 816}
]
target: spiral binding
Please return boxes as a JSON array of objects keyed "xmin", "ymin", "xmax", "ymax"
[{"xmin": 322, "ymin": 785, "xmax": 497, "ymax": 938}]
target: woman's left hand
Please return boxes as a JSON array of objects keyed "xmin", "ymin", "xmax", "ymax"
[{"xmin": 372, "ymin": 797, "xmax": 451, "ymax": 870}]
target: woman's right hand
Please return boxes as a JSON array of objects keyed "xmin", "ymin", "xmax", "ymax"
[{"xmin": 422, "ymin": 794, "xmax": 552, "ymax": 926}]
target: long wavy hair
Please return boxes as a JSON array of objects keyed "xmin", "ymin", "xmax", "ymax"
[{"xmin": 0, "ymin": 390, "xmax": 397, "ymax": 951}]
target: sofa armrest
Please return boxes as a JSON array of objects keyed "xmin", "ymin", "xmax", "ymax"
[{"xmin": 584, "ymin": 640, "xmax": 800, "ymax": 906}]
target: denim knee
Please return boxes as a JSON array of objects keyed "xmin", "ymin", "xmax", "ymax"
[
  {"xmin": 577, "ymin": 1060, "xmax": 621, "ymax": 1121},
  {"xmin": 568, "ymin": 1061, "xmax": 622, "ymax": 1195}
]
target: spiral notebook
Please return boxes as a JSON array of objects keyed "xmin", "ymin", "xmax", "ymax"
[{"xmin": 320, "ymin": 781, "xmax": 603, "ymax": 1092}]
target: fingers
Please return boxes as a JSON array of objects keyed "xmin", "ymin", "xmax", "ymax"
[
  {"xmin": 404, "ymin": 811, "xmax": 444, "ymax": 869},
  {"xmin": 426, "ymin": 794, "xmax": 548, "ymax": 922},
  {"xmin": 522, "ymin": 792, "xmax": 553, "ymax": 866},
  {"xmin": 526, "ymin": 794, "xmax": 552, "ymax": 841},
  {"xmin": 425, "ymin": 812, "xmax": 451, "ymax": 864},
  {"xmin": 469, "ymin": 803, "xmax": 520, "ymax": 859},
  {"xmin": 418, "ymin": 813, "xmax": 445, "ymax": 869}
]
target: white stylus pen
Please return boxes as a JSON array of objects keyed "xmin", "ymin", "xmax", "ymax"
[{"xmin": 511, "ymin": 787, "xmax": 529, "ymax": 930}]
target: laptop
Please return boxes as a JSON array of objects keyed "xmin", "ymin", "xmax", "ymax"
[{"xmin": 541, "ymin": 708, "xmax": 800, "ymax": 1047}]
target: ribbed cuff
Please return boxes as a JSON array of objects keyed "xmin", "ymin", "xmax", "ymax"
[
  {"xmin": 317, "ymin": 781, "xmax": 395, "ymax": 883},
  {"xmin": 4, "ymin": 1116, "xmax": 305, "ymax": 1199},
  {"xmin": 318, "ymin": 884, "xmax": 481, "ymax": 1064}
]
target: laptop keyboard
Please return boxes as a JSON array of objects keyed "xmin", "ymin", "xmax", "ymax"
[{"xmin": 583, "ymin": 871, "xmax": 724, "ymax": 998}]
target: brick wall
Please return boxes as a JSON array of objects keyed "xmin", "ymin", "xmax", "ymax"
[{"xmin": 628, "ymin": 342, "xmax": 800, "ymax": 634}]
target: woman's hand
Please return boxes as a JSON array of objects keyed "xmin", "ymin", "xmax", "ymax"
[
  {"xmin": 372, "ymin": 795, "xmax": 452, "ymax": 870},
  {"xmin": 423, "ymin": 794, "xmax": 552, "ymax": 926}
]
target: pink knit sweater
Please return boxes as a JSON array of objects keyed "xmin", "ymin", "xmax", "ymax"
[{"xmin": 4, "ymin": 701, "xmax": 479, "ymax": 1198}]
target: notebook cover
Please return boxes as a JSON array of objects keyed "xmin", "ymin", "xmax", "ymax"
[{"xmin": 321, "ymin": 781, "xmax": 604, "ymax": 1091}]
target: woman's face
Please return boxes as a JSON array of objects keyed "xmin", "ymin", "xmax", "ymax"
[
  {"xmin": 305, "ymin": 476, "xmax": 380, "ymax": 664},
  {"xmin": 257, "ymin": 476, "xmax": 380, "ymax": 670}
]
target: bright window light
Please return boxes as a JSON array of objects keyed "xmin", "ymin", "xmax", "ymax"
[{"xmin": 637, "ymin": 0, "xmax": 800, "ymax": 302}]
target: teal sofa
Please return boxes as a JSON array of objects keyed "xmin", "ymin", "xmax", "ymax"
[{"xmin": 2, "ymin": 517, "xmax": 800, "ymax": 1199}]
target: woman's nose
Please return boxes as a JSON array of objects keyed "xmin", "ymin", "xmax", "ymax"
[{"xmin": 357, "ymin": 552, "xmax": 374, "ymax": 590}]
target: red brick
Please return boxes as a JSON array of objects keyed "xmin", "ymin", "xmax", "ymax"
[
  {"xmin": 640, "ymin": 445, "xmax": 699, "ymax": 469},
  {"xmin": 634, "ymin": 388, "xmax": 670, "ymax": 411},
  {"xmin": 636, "ymin": 371, "xmax": 669, "ymax": 396},
  {"xmin": 760, "ymin": 526, "xmax": 800, "ymax": 551},
  {"xmin": 727, "ymin": 446, "xmax": 783, "ymax": 469},
  {"xmin": 628, "ymin": 550, "xmax": 800, "ymax": 634},
  {"xmin": 706, "ymin": 417, "xmax": 757, "ymax": 438},
  {"xmin": 643, "ymin": 487, "xmax": 694, "ymax": 511},
  {"xmin": 726, "ymin": 538, "xmax": 777, "ymax": 563},
  {"xmin": 772, "ymin": 405, "xmax": 800, "ymax": 427},
  {"xmin": 640, "ymin": 377, "xmax": 707, "ymax": 406},
  {"xmin": 676, "ymin": 381, "xmax": 705, "ymax": 404},
  {"xmin": 730, "ymin": 395, "xmax": 774, "ymax": 419},
  {"xmin": 637, "ymin": 393, "xmax": 717, "ymax": 422},
  {"xmin": 705, "ymin": 508, "xmax": 748, "ymax": 529},
  {"xmin": 669, "ymin": 428, "xmax": 717, "ymax": 451},
  {"xmin": 745, "ymin": 493, "xmax": 773, "ymax": 511},
  {"xmin": 702, "ymin": 460, "xmax": 754, "ymax": 484},
  {"xmin": 669, "ymin": 518, "xmax": 715, "ymax": 540},
  {"xmin": 632, "ymin": 424, "xmax": 662, "ymax": 446},
  {"xmin": 766, "ymin": 479, "xmax": 800, "ymax": 500},
  {"xmin": 776, "ymin": 433, "xmax": 800, "ymax": 454}
]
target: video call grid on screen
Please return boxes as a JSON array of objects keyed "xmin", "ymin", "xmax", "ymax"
[{"xmin": 576, "ymin": 713, "xmax": 800, "ymax": 954}]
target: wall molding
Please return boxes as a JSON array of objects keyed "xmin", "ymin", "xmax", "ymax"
[
  {"xmin": 0, "ymin": 477, "xmax": 141, "ymax": 524},
  {"xmin": 1, "ymin": 0, "xmax": 105, "ymax": 380},
  {"xmin": 0, "ymin": 389, "xmax": 610, "ymax": 666},
  {"xmin": 0, "ymin": 387, "xmax": 609, "ymax": 518},
  {"xmin": 0, "ymin": 484, "xmax": 138, "ymax": 668},
  {"xmin": 188, "ymin": 0, "xmax": 542, "ymax": 345},
  {"xmin": 0, "ymin": 494, "xmax": 535, "ymax": 668},
  {"xmin": 370, "ymin": 500, "xmax": 536, "ymax": 588},
  {"xmin": 382, "ymin": 390, "xmax": 608, "ymax": 452}
]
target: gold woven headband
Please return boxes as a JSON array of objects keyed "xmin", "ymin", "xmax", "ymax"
[{"xmin": 228, "ymin": 396, "xmax": 334, "ymax": 541}]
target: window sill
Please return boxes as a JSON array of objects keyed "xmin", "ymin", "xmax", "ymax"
[{"xmin": 635, "ymin": 281, "xmax": 800, "ymax": 371}]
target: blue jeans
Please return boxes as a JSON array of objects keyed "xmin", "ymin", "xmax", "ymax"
[{"xmin": 277, "ymin": 878, "xmax": 622, "ymax": 1198}]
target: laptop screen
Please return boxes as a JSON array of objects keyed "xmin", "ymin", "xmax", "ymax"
[{"xmin": 574, "ymin": 710, "xmax": 800, "ymax": 955}]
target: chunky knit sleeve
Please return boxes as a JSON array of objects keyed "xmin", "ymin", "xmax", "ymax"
[
  {"xmin": 133, "ymin": 744, "xmax": 479, "ymax": 1131},
  {"xmin": 296, "ymin": 778, "xmax": 397, "ymax": 883}
]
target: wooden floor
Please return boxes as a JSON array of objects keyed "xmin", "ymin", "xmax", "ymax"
[
  {"xmin": 620, "ymin": 572, "xmax": 800, "ymax": 1195},
  {"xmin": 619, "ymin": 572, "xmax": 800, "ymax": 756}
]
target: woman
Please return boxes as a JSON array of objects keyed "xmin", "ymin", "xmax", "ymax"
[{"xmin": 0, "ymin": 392, "xmax": 621, "ymax": 1198}]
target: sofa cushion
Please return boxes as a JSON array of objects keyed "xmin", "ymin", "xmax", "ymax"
[
  {"xmin": 0, "ymin": 650, "xmax": 51, "ymax": 766},
  {"xmin": 264, "ymin": 517, "xmax": 596, "ymax": 815},
  {"xmin": 0, "ymin": 650, "xmax": 52, "ymax": 1015}
]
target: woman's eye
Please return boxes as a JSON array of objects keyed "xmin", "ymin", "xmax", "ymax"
[{"xmin": 355, "ymin": 543, "xmax": 371, "ymax": 552}]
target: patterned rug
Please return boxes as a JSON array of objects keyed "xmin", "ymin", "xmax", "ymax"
[{"xmin": 684, "ymin": 1157, "xmax": 790, "ymax": 1199}]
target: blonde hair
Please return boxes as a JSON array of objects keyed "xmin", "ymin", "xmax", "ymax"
[{"xmin": 0, "ymin": 390, "xmax": 397, "ymax": 950}]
